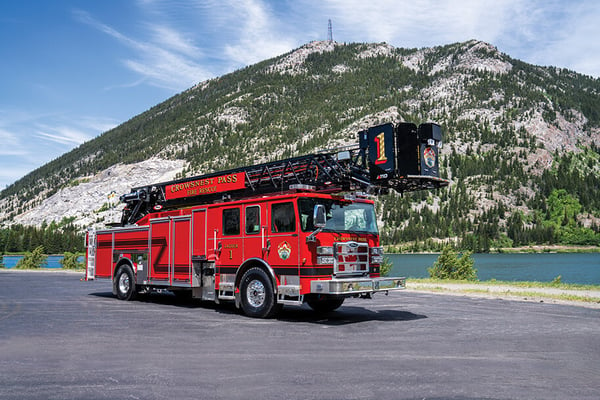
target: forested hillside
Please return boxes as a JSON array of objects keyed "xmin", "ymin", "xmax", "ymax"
[{"xmin": 1, "ymin": 40, "xmax": 599, "ymax": 252}]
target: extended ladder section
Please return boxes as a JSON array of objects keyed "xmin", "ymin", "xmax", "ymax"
[
  {"xmin": 120, "ymin": 122, "xmax": 450, "ymax": 225},
  {"xmin": 86, "ymin": 229, "xmax": 96, "ymax": 280}
]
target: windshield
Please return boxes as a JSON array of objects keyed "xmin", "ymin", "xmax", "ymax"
[{"xmin": 298, "ymin": 198, "xmax": 378, "ymax": 235}]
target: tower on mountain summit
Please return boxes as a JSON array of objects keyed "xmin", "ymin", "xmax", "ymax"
[{"xmin": 327, "ymin": 19, "xmax": 333, "ymax": 42}]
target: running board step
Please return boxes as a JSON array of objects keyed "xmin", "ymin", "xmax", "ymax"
[
  {"xmin": 218, "ymin": 282, "xmax": 235, "ymax": 300},
  {"xmin": 277, "ymin": 284, "xmax": 302, "ymax": 305}
]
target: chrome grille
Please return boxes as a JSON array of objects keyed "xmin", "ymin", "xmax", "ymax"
[{"xmin": 334, "ymin": 241, "xmax": 369, "ymax": 276}]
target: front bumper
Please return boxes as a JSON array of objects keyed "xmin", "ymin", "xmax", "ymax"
[{"xmin": 310, "ymin": 276, "xmax": 406, "ymax": 295}]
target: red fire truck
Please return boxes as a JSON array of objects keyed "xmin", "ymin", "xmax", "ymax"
[{"xmin": 85, "ymin": 122, "xmax": 448, "ymax": 318}]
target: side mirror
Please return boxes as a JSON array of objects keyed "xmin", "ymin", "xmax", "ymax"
[
  {"xmin": 313, "ymin": 204, "xmax": 326, "ymax": 228},
  {"xmin": 307, "ymin": 204, "xmax": 327, "ymax": 243}
]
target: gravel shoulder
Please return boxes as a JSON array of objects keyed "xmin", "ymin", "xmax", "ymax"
[{"xmin": 406, "ymin": 281, "xmax": 600, "ymax": 309}]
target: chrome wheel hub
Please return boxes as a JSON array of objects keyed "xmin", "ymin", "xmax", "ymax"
[
  {"xmin": 246, "ymin": 279, "xmax": 265, "ymax": 308},
  {"xmin": 119, "ymin": 273, "xmax": 130, "ymax": 294}
]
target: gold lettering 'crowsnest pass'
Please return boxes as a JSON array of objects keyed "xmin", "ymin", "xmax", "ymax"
[{"xmin": 165, "ymin": 172, "xmax": 245, "ymax": 200}]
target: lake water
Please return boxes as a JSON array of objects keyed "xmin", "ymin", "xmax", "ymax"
[
  {"xmin": 2, "ymin": 255, "xmax": 82, "ymax": 269},
  {"xmin": 388, "ymin": 253, "xmax": 600, "ymax": 285}
]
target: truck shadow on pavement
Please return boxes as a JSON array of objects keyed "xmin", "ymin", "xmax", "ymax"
[
  {"xmin": 90, "ymin": 291, "xmax": 217, "ymax": 309},
  {"xmin": 277, "ymin": 306, "xmax": 427, "ymax": 325},
  {"xmin": 90, "ymin": 291, "xmax": 427, "ymax": 324}
]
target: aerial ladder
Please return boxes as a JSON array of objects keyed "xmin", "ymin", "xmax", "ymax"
[{"xmin": 120, "ymin": 122, "xmax": 449, "ymax": 225}]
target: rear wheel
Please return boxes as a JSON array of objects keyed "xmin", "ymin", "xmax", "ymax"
[
  {"xmin": 306, "ymin": 295, "xmax": 345, "ymax": 313},
  {"xmin": 239, "ymin": 267, "xmax": 278, "ymax": 318},
  {"xmin": 115, "ymin": 265, "xmax": 137, "ymax": 301}
]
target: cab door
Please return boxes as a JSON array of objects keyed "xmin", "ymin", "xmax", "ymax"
[
  {"xmin": 243, "ymin": 203, "xmax": 267, "ymax": 261},
  {"xmin": 267, "ymin": 200, "xmax": 299, "ymax": 277},
  {"xmin": 218, "ymin": 206, "xmax": 243, "ymax": 273}
]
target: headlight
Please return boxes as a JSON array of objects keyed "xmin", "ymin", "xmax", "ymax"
[
  {"xmin": 370, "ymin": 255, "xmax": 384, "ymax": 264},
  {"xmin": 317, "ymin": 246, "xmax": 334, "ymax": 255},
  {"xmin": 370, "ymin": 246, "xmax": 384, "ymax": 256},
  {"xmin": 370, "ymin": 246, "xmax": 384, "ymax": 264},
  {"xmin": 316, "ymin": 246, "xmax": 334, "ymax": 264}
]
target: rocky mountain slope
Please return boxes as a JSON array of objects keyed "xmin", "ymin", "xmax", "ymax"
[{"xmin": 1, "ymin": 40, "xmax": 599, "ymax": 250}]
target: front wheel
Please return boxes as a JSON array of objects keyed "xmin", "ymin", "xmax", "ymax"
[
  {"xmin": 239, "ymin": 267, "xmax": 278, "ymax": 318},
  {"xmin": 115, "ymin": 265, "xmax": 137, "ymax": 301}
]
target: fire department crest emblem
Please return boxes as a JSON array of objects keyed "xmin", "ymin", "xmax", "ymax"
[
  {"xmin": 277, "ymin": 241, "xmax": 292, "ymax": 260},
  {"xmin": 423, "ymin": 147, "xmax": 436, "ymax": 168}
]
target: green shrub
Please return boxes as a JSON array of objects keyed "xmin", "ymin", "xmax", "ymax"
[
  {"xmin": 16, "ymin": 246, "xmax": 47, "ymax": 269},
  {"xmin": 551, "ymin": 275, "xmax": 562, "ymax": 285},
  {"xmin": 379, "ymin": 256, "xmax": 393, "ymax": 276},
  {"xmin": 428, "ymin": 246, "xmax": 477, "ymax": 281},
  {"xmin": 60, "ymin": 252, "xmax": 84, "ymax": 270}
]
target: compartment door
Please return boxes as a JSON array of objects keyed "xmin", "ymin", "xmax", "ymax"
[
  {"xmin": 192, "ymin": 209, "xmax": 207, "ymax": 257},
  {"xmin": 171, "ymin": 216, "xmax": 192, "ymax": 284},
  {"xmin": 150, "ymin": 219, "xmax": 170, "ymax": 282}
]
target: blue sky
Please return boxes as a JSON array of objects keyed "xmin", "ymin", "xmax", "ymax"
[{"xmin": 1, "ymin": 0, "xmax": 599, "ymax": 189}]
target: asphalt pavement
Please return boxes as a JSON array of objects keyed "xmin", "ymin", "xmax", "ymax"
[{"xmin": 0, "ymin": 270, "xmax": 599, "ymax": 400}]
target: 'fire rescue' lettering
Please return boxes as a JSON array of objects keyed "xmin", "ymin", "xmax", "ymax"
[{"xmin": 165, "ymin": 172, "xmax": 245, "ymax": 200}]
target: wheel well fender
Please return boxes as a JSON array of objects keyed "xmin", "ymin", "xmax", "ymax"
[
  {"xmin": 112, "ymin": 257, "xmax": 135, "ymax": 295},
  {"xmin": 234, "ymin": 258, "xmax": 277, "ymax": 308},
  {"xmin": 114, "ymin": 257, "xmax": 135, "ymax": 277},
  {"xmin": 235, "ymin": 258, "xmax": 277, "ymax": 291}
]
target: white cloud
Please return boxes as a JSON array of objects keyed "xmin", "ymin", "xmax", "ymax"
[
  {"xmin": 0, "ymin": 129, "xmax": 29, "ymax": 156},
  {"xmin": 316, "ymin": 0, "xmax": 528, "ymax": 46},
  {"xmin": 524, "ymin": 1, "xmax": 600, "ymax": 76},
  {"xmin": 285, "ymin": 0, "xmax": 600, "ymax": 77},
  {"xmin": 149, "ymin": 25, "xmax": 202, "ymax": 59},
  {"xmin": 0, "ymin": 109, "xmax": 114, "ymax": 187},
  {"xmin": 221, "ymin": 0, "xmax": 297, "ymax": 67},
  {"xmin": 77, "ymin": 116, "xmax": 119, "ymax": 135},
  {"xmin": 139, "ymin": 0, "xmax": 300, "ymax": 70},
  {"xmin": 77, "ymin": 0, "xmax": 600, "ymax": 86},
  {"xmin": 73, "ymin": 9, "xmax": 139, "ymax": 49},
  {"xmin": 74, "ymin": 9, "xmax": 212, "ymax": 91},
  {"xmin": 35, "ymin": 125, "xmax": 93, "ymax": 146},
  {"xmin": 0, "ymin": 165, "xmax": 38, "ymax": 188}
]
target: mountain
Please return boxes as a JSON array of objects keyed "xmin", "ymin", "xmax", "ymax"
[{"xmin": 1, "ymin": 40, "xmax": 599, "ymax": 252}]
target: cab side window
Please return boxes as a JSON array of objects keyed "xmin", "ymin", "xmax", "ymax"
[
  {"xmin": 271, "ymin": 202, "xmax": 296, "ymax": 233},
  {"xmin": 245, "ymin": 206, "xmax": 260, "ymax": 235},
  {"xmin": 223, "ymin": 208, "xmax": 240, "ymax": 235}
]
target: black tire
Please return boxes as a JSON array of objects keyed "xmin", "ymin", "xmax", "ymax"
[
  {"xmin": 306, "ymin": 295, "xmax": 345, "ymax": 313},
  {"xmin": 115, "ymin": 265, "xmax": 137, "ymax": 301},
  {"xmin": 239, "ymin": 267, "xmax": 278, "ymax": 318}
]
